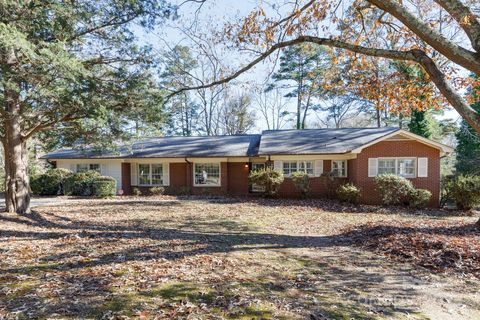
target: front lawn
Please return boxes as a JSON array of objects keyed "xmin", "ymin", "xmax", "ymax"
[{"xmin": 0, "ymin": 197, "xmax": 479, "ymax": 319}]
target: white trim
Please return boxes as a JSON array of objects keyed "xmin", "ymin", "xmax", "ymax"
[
  {"xmin": 418, "ymin": 157, "xmax": 428, "ymax": 178},
  {"xmin": 368, "ymin": 158, "xmax": 378, "ymax": 177},
  {"xmin": 269, "ymin": 154, "xmax": 357, "ymax": 161},
  {"xmin": 331, "ymin": 160, "xmax": 347, "ymax": 178},
  {"xmin": 193, "ymin": 162, "xmax": 221, "ymax": 187},
  {"xmin": 351, "ymin": 129, "xmax": 454, "ymax": 156}
]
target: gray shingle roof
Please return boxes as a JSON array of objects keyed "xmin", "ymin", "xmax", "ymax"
[
  {"xmin": 42, "ymin": 127, "xmax": 402, "ymax": 159},
  {"xmin": 43, "ymin": 134, "xmax": 262, "ymax": 159},
  {"xmin": 258, "ymin": 127, "xmax": 399, "ymax": 155}
]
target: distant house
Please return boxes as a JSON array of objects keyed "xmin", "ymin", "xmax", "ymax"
[{"xmin": 42, "ymin": 127, "xmax": 453, "ymax": 206}]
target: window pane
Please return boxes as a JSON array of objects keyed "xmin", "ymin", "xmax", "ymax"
[
  {"xmin": 195, "ymin": 163, "xmax": 220, "ymax": 185},
  {"xmin": 139, "ymin": 164, "xmax": 150, "ymax": 185},
  {"xmin": 89, "ymin": 164, "xmax": 100, "ymax": 173},
  {"xmin": 151, "ymin": 164, "xmax": 163, "ymax": 185},
  {"xmin": 332, "ymin": 161, "xmax": 346, "ymax": 177},
  {"xmin": 252, "ymin": 163, "xmax": 265, "ymax": 171},
  {"xmin": 306, "ymin": 161, "xmax": 314, "ymax": 175},
  {"xmin": 398, "ymin": 159, "xmax": 415, "ymax": 176},
  {"xmin": 378, "ymin": 159, "xmax": 396, "ymax": 175},
  {"xmin": 76, "ymin": 164, "xmax": 89, "ymax": 172}
]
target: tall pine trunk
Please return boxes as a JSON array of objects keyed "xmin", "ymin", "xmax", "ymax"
[{"xmin": 3, "ymin": 97, "xmax": 30, "ymax": 214}]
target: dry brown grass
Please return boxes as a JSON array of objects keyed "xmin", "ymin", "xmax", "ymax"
[{"xmin": 0, "ymin": 197, "xmax": 479, "ymax": 319}]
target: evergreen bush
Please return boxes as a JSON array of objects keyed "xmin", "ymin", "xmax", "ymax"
[
  {"xmin": 64, "ymin": 170, "xmax": 101, "ymax": 196},
  {"xmin": 249, "ymin": 167, "xmax": 284, "ymax": 197},
  {"xmin": 93, "ymin": 176, "xmax": 117, "ymax": 197},
  {"xmin": 336, "ymin": 183, "xmax": 361, "ymax": 204},
  {"xmin": 291, "ymin": 171, "xmax": 310, "ymax": 198},
  {"xmin": 30, "ymin": 168, "xmax": 72, "ymax": 195}
]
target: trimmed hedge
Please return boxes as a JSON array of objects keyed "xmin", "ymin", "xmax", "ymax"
[
  {"xmin": 337, "ymin": 183, "xmax": 361, "ymax": 204},
  {"xmin": 374, "ymin": 174, "xmax": 415, "ymax": 205},
  {"xmin": 64, "ymin": 170, "xmax": 101, "ymax": 196},
  {"xmin": 374, "ymin": 174, "xmax": 431, "ymax": 208},
  {"xmin": 93, "ymin": 176, "xmax": 117, "ymax": 198},
  {"xmin": 409, "ymin": 188, "xmax": 432, "ymax": 208},
  {"xmin": 445, "ymin": 174, "xmax": 480, "ymax": 210},
  {"xmin": 249, "ymin": 167, "xmax": 284, "ymax": 197},
  {"xmin": 30, "ymin": 168, "xmax": 72, "ymax": 195},
  {"xmin": 291, "ymin": 171, "xmax": 310, "ymax": 198}
]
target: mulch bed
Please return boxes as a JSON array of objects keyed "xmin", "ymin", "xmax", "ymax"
[{"xmin": 343, "ymin": 219, "xmax": 480, "ymax": 279}]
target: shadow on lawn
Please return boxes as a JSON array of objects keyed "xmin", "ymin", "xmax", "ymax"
[{"xmin": 0, "ymin": 202, "xmax": 465, "ymax": 318}]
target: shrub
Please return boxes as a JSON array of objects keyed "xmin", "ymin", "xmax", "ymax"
[
  {"xmin": 409, "ymin": 188, "xmax": 432, "ymax": 208},
  {"xmin": 320, "ymin": 171, "xmax": 343, "ymax": 198},
  {"xmin": 149, "ymin": 186, "xmax": 165, "ymax": 196},
  {"xmin": 336, "ymin": 183, "xmax": 361, "ymax": 204},
  {"xmin": 93, "ymin": 176, "xmax": 117, "ymax": 198},
  {"xmin": 64, "ymin": 170, "xmax": 101, "ymax": 196},
  {"xmin": 291, "ymin": 171, "xmax": 310, "ymax": 198},
  {"xmin": 445, "ymin": 174, "xmax": 480, "ymax": 210},
  {"xmin": 374, "ymin": 174, "xmax": 415, "ymax": 205},
  {"xmin": 132, "ymin": 187, "xmax": 142, "ymax": 196},
  {"xmin": 30, "ymin": 168, "xmax": 72, "ymax": 195},
  {"xmin": 249, "ymin": 167, "xmax": 284, "ymax": 197}
]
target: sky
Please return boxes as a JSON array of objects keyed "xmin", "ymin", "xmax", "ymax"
[{"xmin": 139, "ymin": 0, "xmax": 463, "ymax": 132}]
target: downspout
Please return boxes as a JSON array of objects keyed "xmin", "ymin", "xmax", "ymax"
[{"xmin": 185, "ymin": 157, "xmax": 192, "ymax": 193}]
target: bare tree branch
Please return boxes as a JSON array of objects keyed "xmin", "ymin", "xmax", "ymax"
[
  {"xmin": 434, "ymin": 0, "xmax": 480, "ymax": 52},
  {"xmin": 366, "ymin": 0, "xmax": 480, "ymax": 74}
]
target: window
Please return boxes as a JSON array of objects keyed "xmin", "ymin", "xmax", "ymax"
[
  {"xmin": 138, "ymin": 164, "xmax": 164, "ymax": 186},
  {"xmin": 332, "ymin": 160, "xmax": 347, "ymax": 177},
  {"xmin": 76, "ymin": 163, "xmax": 100, "ymax": 173},
  {"xmin": 378, "ymin": 158, "xmax": 416, "ymax": 178},
  {"xmin": 194, "ymin": 163, "xmax": 220, "ymax": 186},
  {"xmin": 283, "ymin": 161, "xmax": 314, "ymax": 176},
  {"xmin": 251, "ymin": 163, "xmax": 265, "ymax": 171},
  {"xmin": 397, "ymin": 158, "xmax": 416, "ymax": 177},
  {"xmin": 378, "ymin": 159, "xmax": 396, "ymax": 175}
]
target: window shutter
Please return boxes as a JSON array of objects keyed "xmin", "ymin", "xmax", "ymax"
[
  {"xmin": 273, "ymin": 161, "xmax": 282, "ymax": 172},
  {"xmin": 100, "ymin": 164, "xmax": 107, "ymax": 175},
  {"xmin": 131, "ymin": 163, "xmax": 138, "ymax": 185},
  {"xmin": 70, "ymin": 164, "xmax": 76, "ymax": 172},
  {"xmin": 368, "ymin": 158, "xmax": 378, "ymax": 177},
  {"xmin": 163, "ymin": 163, "xmax": 170, "ymax": 186},
  {"xmin": 314, "ymin": 160, "xmax": 323, "ymax": 177},
  {"xmin": 418, "ymin": 158, "xmax": 428, "ymax": 177}
]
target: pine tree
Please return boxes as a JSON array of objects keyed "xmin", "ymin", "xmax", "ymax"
[
  {"xmin": 456, "ymin": 101, "xmax": 480, "ymax": 175},
  {"xmin": 408, "ymin": 110, "xmax": 433, "ymax": 138},
  {"xmin": 267, "ymin": 44, "xmax": 330, "ymax": 129}
]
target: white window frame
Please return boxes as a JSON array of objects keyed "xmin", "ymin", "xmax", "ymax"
[
  {"xmin": 282, "ymin": 161, "xmax": 314, "ymax": 177},
  {"xmin": 331, "ymin": 160, "xmax": 347, "ymax": 178},
  {"xmin": 193, "ymin": 162, "xmax": 221, "ymax": 187},
  {"xmin": 76, "ymin": 163, "xmax": 101, "ymax": 173},
  {"xmin": 378, "ymin": 157, "xmax": 417, "ymax": 178},
  {"xmin": 137, "ymin": 163, "xmax": 165, "ymax": 186}
]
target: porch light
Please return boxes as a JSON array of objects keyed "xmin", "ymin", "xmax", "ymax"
[{"xmin": 244, "ymin": 163, "xmax": 249, "ymax": 168}]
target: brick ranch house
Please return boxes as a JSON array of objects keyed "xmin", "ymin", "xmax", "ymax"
[{"xmin": 43, "ymin": 127, "xmax": 453, "ymax": 206}]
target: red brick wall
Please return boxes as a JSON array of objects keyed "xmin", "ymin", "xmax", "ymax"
[
  {"xmin": 350, "ymin": 140, "xmax": 441, "ymax": 206},
  {"xmin": 121, "ymin": 163, "xmax": 131, "ymax": 195}
]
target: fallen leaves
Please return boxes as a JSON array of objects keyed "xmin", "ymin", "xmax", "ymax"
[{"xmin": 343, "ymin": 220, "xmax": 480, "ymax": 279}]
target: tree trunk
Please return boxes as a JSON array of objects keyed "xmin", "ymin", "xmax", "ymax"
[{"xmin": 3, "ymin": 107, "xmax": 31, "ymax": 214}]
